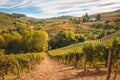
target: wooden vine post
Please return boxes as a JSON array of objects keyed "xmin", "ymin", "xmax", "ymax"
[
  {"xmin": 28, "ymin": 59, "xmax": 31, "ymax": 72},
  {"xmin": 83, "ymin": 52, "xmax": 87, "ymax": 72},
  {"xmin": 106, "ymin": 48, "xmax": 113, "ymax": 80},
  {"xmin": 74, "ymin": 53, "xmax": 77, "ymax": 67},
  {"xmin": 16, "ymin": 60, "xmax": 21, "ymax": 78}
]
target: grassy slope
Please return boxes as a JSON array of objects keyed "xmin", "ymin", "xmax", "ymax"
[
  {"xmin": 0, "ymin": 12, "xmax": 15, "ymax": 29},
  {"xmin": 49, "ymin": 31, "xmax": 120, "ymax": 56},
  {"xmin": 0, "ymin": 12, "xmax": 41, "ymax": 30}
]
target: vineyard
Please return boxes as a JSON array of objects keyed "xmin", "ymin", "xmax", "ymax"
[
  {"xmin": 48, "ymin": 31, "xmax": 120, "ymax": 80},
  {"xmin": 0, "ymin": 7, "xmax": 120, "ymax": 80},
  {"xmin": 0, "ymin": 52, "xmax": 44, "ymax": 80},
  {"xmin": 49, "ymin": 31, "xmax": 120, "ymax": 56}
]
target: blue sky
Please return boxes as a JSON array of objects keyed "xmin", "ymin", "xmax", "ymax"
[{"xmin": 0, "ymin": 0, "xmax": 120, "ymax": 19}]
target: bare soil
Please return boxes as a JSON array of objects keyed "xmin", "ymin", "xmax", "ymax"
[{"xmin": 19, "ymin": 53, "xmax": 120, "ymax": 80}]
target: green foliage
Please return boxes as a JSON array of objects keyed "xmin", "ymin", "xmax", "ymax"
[
  {"xmin": 82, "ymin": 43, "xmax": 95, "ymax": 61},
  {"xmin": 22, "ymin": 30, "xmax": 48, "ymax": 52},
  {"xmin": 2, "ymin": 31, "xmax": 22, "ymax": 54},
  {"xmin": 0, "ymin": 29, "xmax": 48, "ymax": 54},
  {"xmin": 32, "ymin": 31, "xmax": 48, "ymax": 51},
  {"xmin": 5, "ymin": 40, "xmax": 22, "ymax": 54},
  {"xmin": 82, "ymin": 13, "xmax": 90, "ymax": 22},
  {"xmin": 3, "ymin": 31, "xmax": 22, "ymax": 45},
  {"xmin": 34, "ymin": 24, "xmax": 42, "ymax": 30},
  {"xmin": 0, "ymin": 35, "xmax": 5, "ymax": 49},
  {"xmin": 15, "ymin": 22, "xmax": 28, "ymax": 33},
  {"xmin": 92, "ymin": 24, "xmax": 103, "ymax": 29},
  {"xmin": 96, "ymin": 14, "xmax": 101, "ymax": 21},
  {"xmin": 49, "ymin": 31, "xmax": 85, "ymax": 49},
  {"xmin": 56, "ymin": 31, "xmax": 76, "ymax": 47},
  {"xmin": 75, "ymin": 34, "xmax": 85, "ymax": 43}
]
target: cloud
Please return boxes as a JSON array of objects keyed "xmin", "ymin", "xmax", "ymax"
[{"xmin": 0, "ymin": 0, "xmax": 120, "ymax": 18}]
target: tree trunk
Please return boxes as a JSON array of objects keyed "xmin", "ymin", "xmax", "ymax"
[
  {"xmin": 83, "ymin": 52, "xmax": 87, "ymax": 72},
  {"xmin": 106, "ymin": 49, "xmax": 113, "ymax": 80}
]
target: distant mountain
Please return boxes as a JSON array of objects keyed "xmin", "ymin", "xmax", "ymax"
[
  {"xmin": 11, "ymin": 13, "xmax": 27, "ymax": 18},
  {"xmin": 50, "ymin": 16, "xmax": 76, "ymax": 19}
]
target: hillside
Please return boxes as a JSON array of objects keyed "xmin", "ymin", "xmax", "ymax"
[
  {"xmin": 0, "ymin": 12, "xmax": 42, "ymax": 30},
  {"xmin": 0, "ymin": 9, "xmax": 120, "ymax": 40},
  {"xmin": 0, "ymin": 12, "xmax": 15, "ymax": 29}
]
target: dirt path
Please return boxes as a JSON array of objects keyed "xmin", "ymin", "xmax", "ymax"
[{"xmin": 20, "ymin": 53, "xmax": 120, "ymax": 80}]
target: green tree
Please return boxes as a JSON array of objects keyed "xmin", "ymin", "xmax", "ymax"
[
  {"xmin": 5, "ymin": 40, "xmax": 22, "ymax": 54},
  {"xmin": 22, "ymin": 30, "xmax": 34, "ymax": 52},
  {"xmin": 82, "ymin": 13, "xmax": 90, "ymax": 22},
  {"xmin": 32, "ymin": 31, "xmax": 48, "ymax": 51},
  {"xmin": 75, "ymin": 34, "xmax": 85, "ymax": 43},
  {"xmin": 56, "ymin": 31, "xmax": 76, "ymax": 47},
  {"xmin": 3, "ymin": 31, "xmax": 22, "ymax": 47},
  {"xmin": 0, "ymin": 35, "xmax": 5, "ymax": 49},
  {"xmin": 96, "ymin": 14, "xmax": 101, "ymax": 21},
  {"xmin": 22, "ymin": 30, "xmax": 48, "ymax": 52},
  {"xmin": 3, "ymin": 32, "xmax": 22, "ymax": 54}
]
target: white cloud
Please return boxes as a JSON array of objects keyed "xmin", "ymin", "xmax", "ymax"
[{"xmin": 0, "ymin": 0, "xmax": 120, "ymax": 18}]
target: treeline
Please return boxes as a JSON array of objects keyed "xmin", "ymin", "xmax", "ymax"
[
  {"xmin": 49, "ymin": 31, "xmax": 85, "ymax": 49},
  {"xmin": 0, "ymin": 24, "xmax": 48, "ymax": 54},
  {"xmin": 49, "ymin": 38, "xmax": 120, "ymax": 80}
]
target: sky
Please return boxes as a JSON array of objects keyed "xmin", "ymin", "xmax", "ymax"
[{"xmin": 0, "ymin": 0, "xmax": 120, "ymax": 19}]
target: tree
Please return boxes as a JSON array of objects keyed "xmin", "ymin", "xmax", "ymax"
[
  {"xmin": 0, "ymin": 35, "xmax": 5, "ymax": 49},
  {"xmin": 56, "ymin": 31, "xmax": 76, "ymax": 48},
  {"xmin": 3, "ymin": 32, "xmax": 22, "ymax": 54},
  {"xmin": 32, "ymin": 31, "xmax": 48, "ymax": 51},
  {"xmin": 5, "ymin": 40, "xmax": 22, "ymax": 54},
  {"xmin": 22, "ymin": 30, "xmax": 48, "ymax": 52},
  {"xmin": 50, "ymin": 31, "xmax": 86, "ymax": 49},
  {"xmin": 96, "ymin": 14, "xmax": 101, "ymax": 21},
  {"xmin": 75, "ymin": 34, "xmax": 85, "ymax": 43},
  {"xmin": 82, "ymin": 13, "xmax": 90, "ymax": 22},
  {"xmin": 15, "ymin": 23, "xmax": 28, "ymax": 34},
  {"xmin": 22, "ymin": 30, "xmax": 33, "ymax": 52},
  {"xmin": 3, "ymin": 31, "xmax": 22, "ymax": 48}
]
